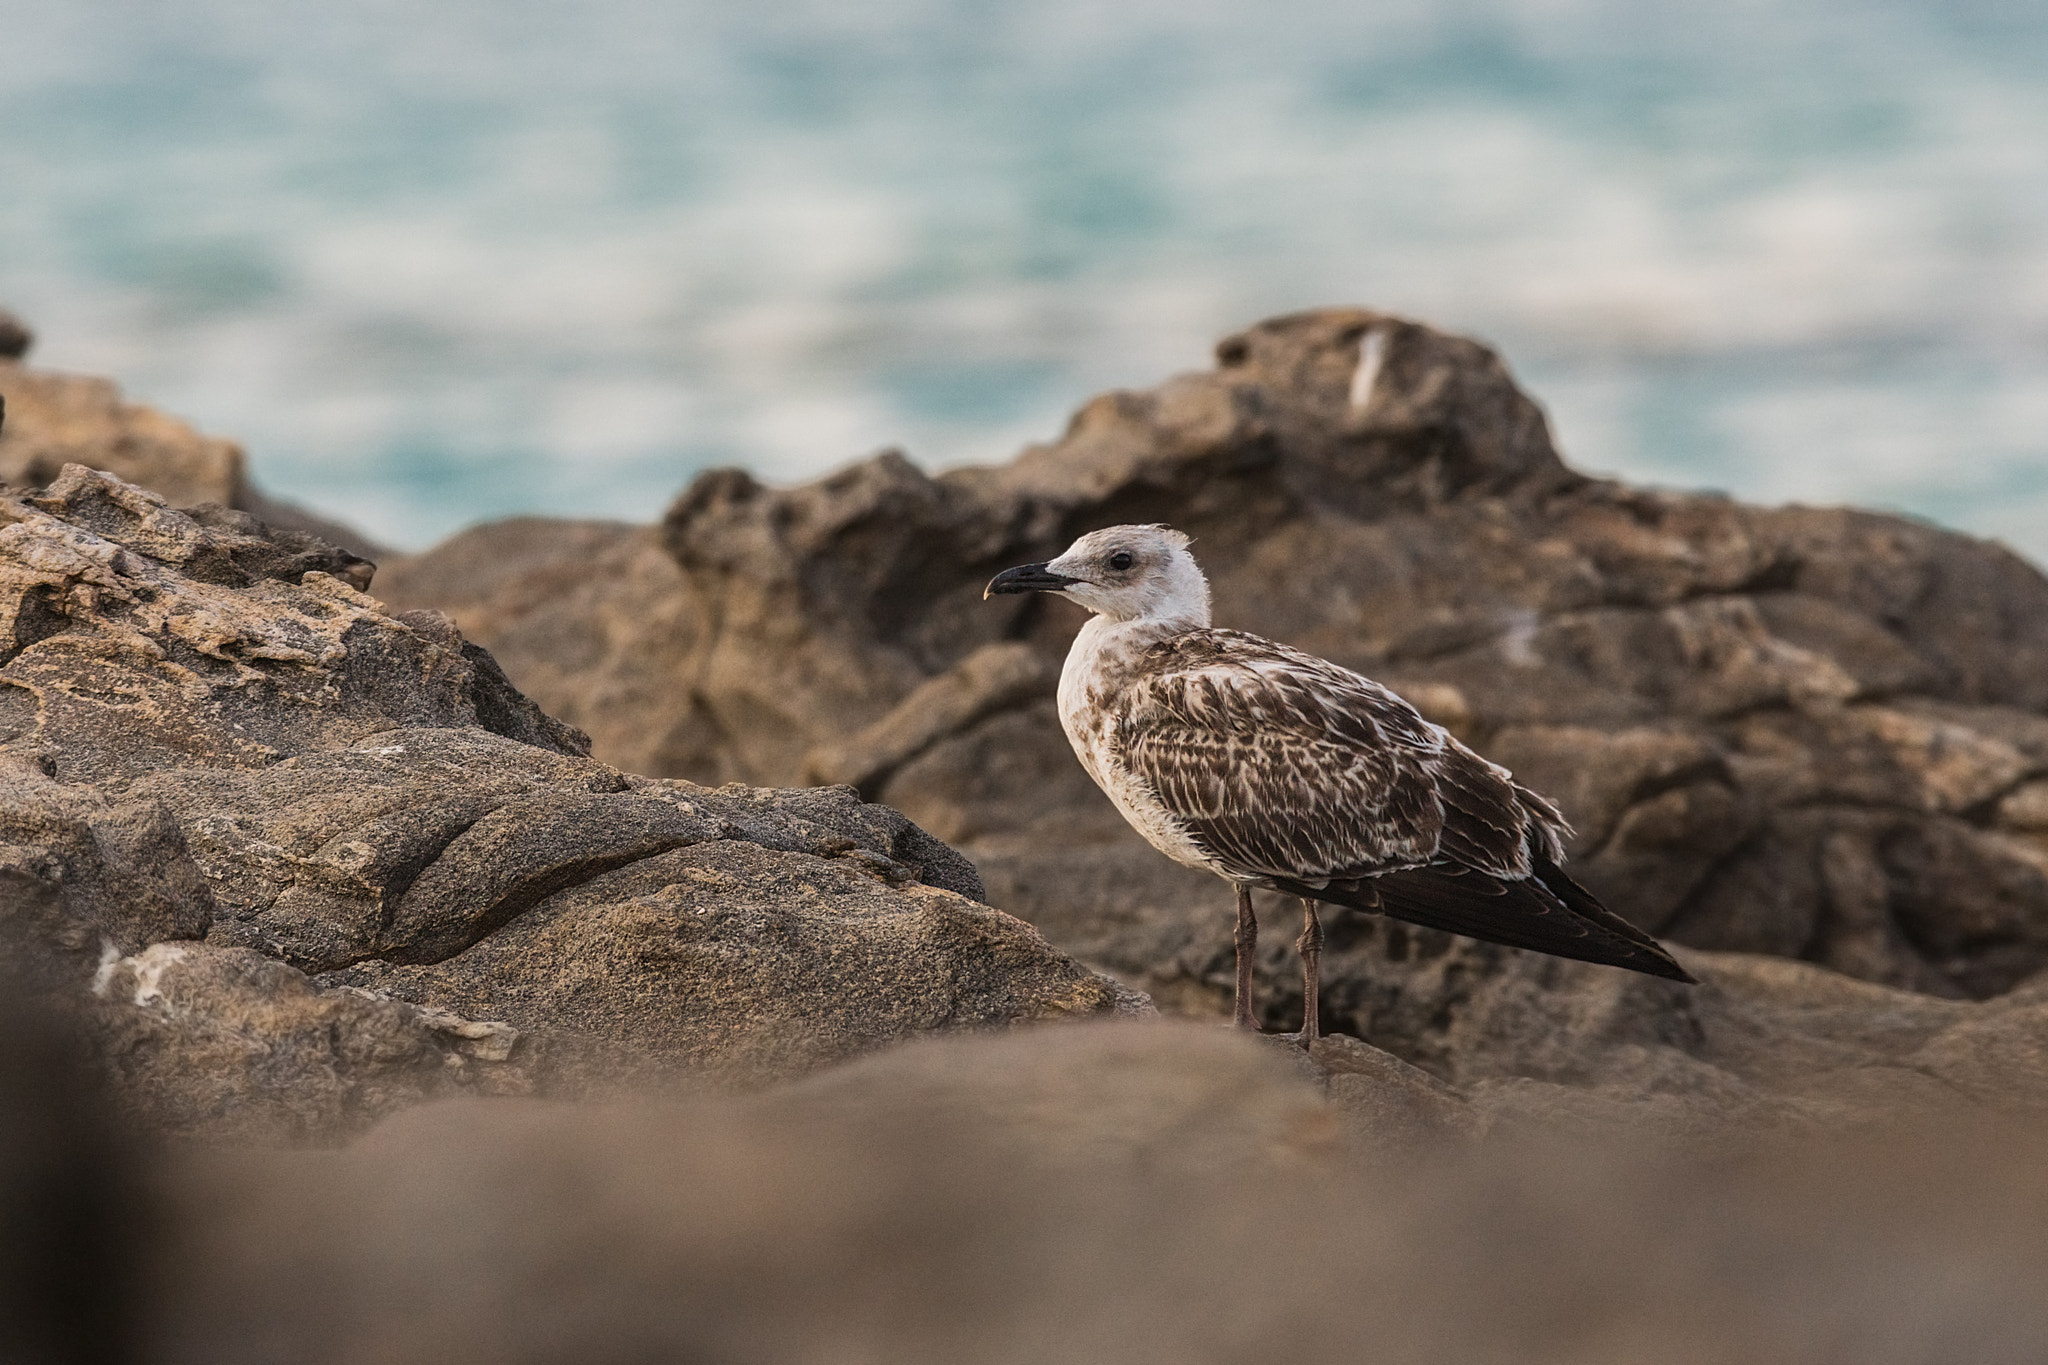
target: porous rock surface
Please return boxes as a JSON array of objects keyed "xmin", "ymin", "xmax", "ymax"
[
  {"xmin": 0, "ymin": 465, "xmax": 1140, "ymax": 1142},
  {"xmin": 387, "ymin": 309, "xmax": 2048, "ymax": 1027}
]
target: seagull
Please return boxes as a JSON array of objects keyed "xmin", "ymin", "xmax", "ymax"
[{"xmin": 984, "ymin": 524, "xmax": 1694, "ymax": 1045}]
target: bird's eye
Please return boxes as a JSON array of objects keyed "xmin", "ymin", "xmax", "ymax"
[{"xmin": 1108, "ymin": 550, "xmax": 1135, "ymax": 571}]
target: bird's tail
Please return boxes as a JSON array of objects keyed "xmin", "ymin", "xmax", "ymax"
[{"xmin": 1282, "ymin": 859, "xmax": 1697, "ymax": 984}]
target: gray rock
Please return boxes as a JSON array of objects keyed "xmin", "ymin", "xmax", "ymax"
[
  {"xmin": 321, "ymin": 836, "xmax": 1136, "ymax": 1093},
  {"xmin": 87, "ymin": 941, "xmax": 527, "ymax": 1144},
  {"xmin": 0, "ymin": 466, "xmax": 1143, "ymax": 1141}
]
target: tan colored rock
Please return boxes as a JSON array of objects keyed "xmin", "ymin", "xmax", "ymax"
[
  {"xmin": 1996, "ymin": 778, "xmax": 2048, "ymax": 832},
  {"xmin": 0, "ymin": 357, "xmax": 384, "ymax": 559},
  {"xmin": 0, "ymin": 365, "xmax": 246, "ymax": 510},
  {"xmin": 0, "ymin": 467, "xmax": 567, "ymax": 782}
]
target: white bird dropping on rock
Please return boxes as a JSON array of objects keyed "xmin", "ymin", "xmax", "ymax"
[{"xmin": 985, "ymin": 524, "xmax": 1695, "ymax": 1044}]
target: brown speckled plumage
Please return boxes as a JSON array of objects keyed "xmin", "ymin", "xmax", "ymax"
[{"xmin": 1111, "ymin": 628, "xmax": 1689, "ymax": 979}]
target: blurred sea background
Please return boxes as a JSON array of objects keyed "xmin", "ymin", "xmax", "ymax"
[{"xmin": 2, "ymin": 0, "xmax": 2046, "ymax": 553}]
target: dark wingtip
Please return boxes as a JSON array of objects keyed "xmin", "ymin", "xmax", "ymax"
[
  {"xmin": 1535, "ymin": 860, "xmax": 1700, "ymax": 984},
  {"xmin": 1632, "ymin": 949, "xmax": 1699, "ymax": 985},
  {"xmin": 1302, "ymin": 863, "xmax": 1703, "ymax": 984}
]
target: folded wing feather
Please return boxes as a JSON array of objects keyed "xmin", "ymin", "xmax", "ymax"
[{"xmin": 1111, "ymin": 629, "xmax": 1694, "ymax": 982}]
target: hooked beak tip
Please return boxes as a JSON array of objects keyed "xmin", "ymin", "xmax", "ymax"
[{"xmin": 984, "ymin": 562, "xmax": 1078, "ymax": 599}]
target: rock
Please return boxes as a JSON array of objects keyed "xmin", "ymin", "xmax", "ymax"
[
  {"xmin": 147, "ymin": 1018, "xmax": 2048, "ymax": 1365},
  {"xmin": 374, "ymin": 520, "xmax": 701, "ymax": 777},
  {"xmin": 801, "ymin": 641, "xmax": 1056, "ymax": 791},
  {"xmin": 1309, "ymin": 1031, "xmax": 1479, "ymax": 1147},
  {"xmin": 1413, "ymin": 947, "xmax": 2048, "ymax": 1132},
  {"xmin": 0, "ymin": 365, "xmax": 245, "ymax": 512},
  {"xmin": 0, "ymin": 989, "xmax": 140, "ymax": 1365},
  {"xmin": 0, "ymin": 468, "xmax": 574, "ymax": 783},
  {"xmin": 386, "ymin": 307, "xmax": 2048, "ymax": 1007},
  {"xmin": 0, "ymin": 353, "xmax": 386, "ymax": 560},
  {"xmin": 1119, "ymin": 898, "xmax": 2048, "ymax": 1136},
  {"xmin": 0, "ymin": 465, "xmax": 1143, "ymax": 1141},
  {"xmin": 87, "ymin": 941, "xmax": 529, "ymax": 1144},
  {"xmin": 0, "ymin": 308, "xmax": 31, "ymax": 360},
  {"xmin": 319, "ymin": 834, "xmax": 1138, "ymax": 1093}
]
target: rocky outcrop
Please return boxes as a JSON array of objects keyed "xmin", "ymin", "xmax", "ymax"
[
  {"xmin": 0, "ymin": 465, "xmax": 1142, "ymax": 1142},
  {"xmin": 0, "ymin": 337, "xmax": 385, "ymax": 560},
  {"xmin": 386, "ymin": 309, "xmax": 2048, "ymax": 1017},
  {"xmin": 0, "ymin": 984, "xmax": 2038, "ymax": 1364}
]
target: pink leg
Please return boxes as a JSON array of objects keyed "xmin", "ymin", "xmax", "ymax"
[
  {"xmin": 1296, "ymin": 897, "xmax": 1323, "ymax": 1047},
  {"xmin": 1233, "ymin": 884, "xmax": 1259, "ymax": 1030}
]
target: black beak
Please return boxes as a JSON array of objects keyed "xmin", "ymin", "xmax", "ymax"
[{"xmin": 983, "ymin": 563, "xmax": 1081, "ymax": 599}]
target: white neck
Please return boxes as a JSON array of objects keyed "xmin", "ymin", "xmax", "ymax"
[{"xmin": 1145, "ymin": 559, "xmax": 1213, "ymax": 630}]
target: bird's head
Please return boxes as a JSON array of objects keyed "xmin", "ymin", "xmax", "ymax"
[{"xmin": 983, "ymin": 524, "xmax": 1212, "ymax": 627}]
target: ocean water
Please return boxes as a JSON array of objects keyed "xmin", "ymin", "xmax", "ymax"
[{"xmin": 2, "ymin": 0, "xmax": 2046, "ymax": 554}]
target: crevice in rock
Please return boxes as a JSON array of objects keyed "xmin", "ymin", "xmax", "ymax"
[
  {"xmin": 366, "ymin": 800, "xmax": 520, "ymax": 941},
  {"xmin": 1958, "ymin": 774, "xmax": 2048, "ymax": 827},
  {"xmin": 1670, "ymin": 555, "xmax": 1802, "ymax": 602},
  {"xmin": 0, "ymin": 584, "xmax": 71, "ymax": 668},
  {"xmin": 380, "ymin": 832, "xmax": 712, "ymax": 968},
  {"xmin": 1575, "ymin": 759, "xmax": 1743, "ymax": 865}
]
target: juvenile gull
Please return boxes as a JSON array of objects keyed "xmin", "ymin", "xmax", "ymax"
[{"xmin": 985, "ymin": 524, "xmax": 1694, "ymax": 1044}]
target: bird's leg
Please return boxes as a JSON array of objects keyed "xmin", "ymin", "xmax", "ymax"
[
  {"xmin": 1232, "ymin": 884, "xmax": 1259, "ymax": 1030},
  {"xmin": 1296, "ymin": 897, "xmax": 1323, "ymax": 1047}
]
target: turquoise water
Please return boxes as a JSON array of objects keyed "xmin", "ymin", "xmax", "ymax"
[{"xmin": 3, "ymin": 0, "xmax": 2046, "ymax": 553}]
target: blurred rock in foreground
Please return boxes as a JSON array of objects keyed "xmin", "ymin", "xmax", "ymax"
[
  {"xmin": 0, "ymin": 992, "xmax": 139, "ymax": 1365},
  {"xmin": 0, "ymin": 465, "xmax": 1138, "ymax": 1143},
  {"xmin": 144, "ymin": 1020, "xmax": 2048, "ymax": 1365},
  {"xmin": 0, "ymin": 308, "xmax": 32, "ymax": 360},
  {"xmin": 385, "ymin": 308, "xmax": 2048, "ymax": 1020}
]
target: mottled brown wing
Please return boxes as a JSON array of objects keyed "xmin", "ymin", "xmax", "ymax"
[{"xmin": 1114, "ymin": 630, "xmax": 1537, "ymax": 883}]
